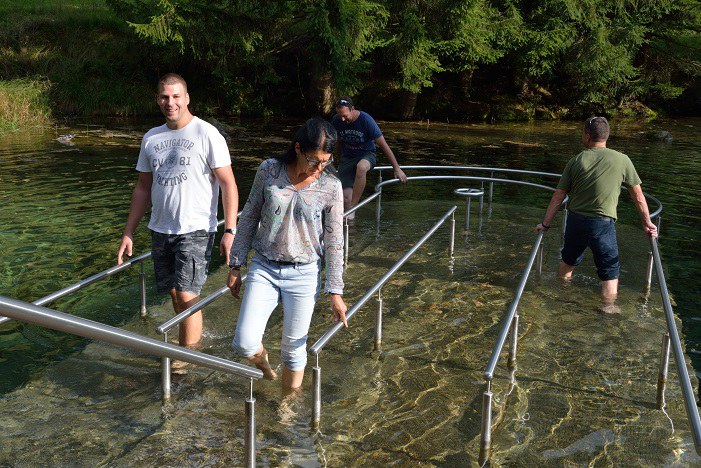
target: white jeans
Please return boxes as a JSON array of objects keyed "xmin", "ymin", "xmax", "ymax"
[{"xmin": 232, "ymin": 253, "xmax": 321, "ymax": 371}]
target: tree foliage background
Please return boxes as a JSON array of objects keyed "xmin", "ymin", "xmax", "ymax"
[{"xmin": 50, "ymin": 0, "xmax": 701, "ymax": 118}]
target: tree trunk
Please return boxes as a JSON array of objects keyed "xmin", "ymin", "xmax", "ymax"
[
  {"xmin": 306, "ymin": 63, "xmax": 334, "ymax": 115},
  {"xmin": 399, "ymin": 90, "xmax": 418, "ymax": 119}
]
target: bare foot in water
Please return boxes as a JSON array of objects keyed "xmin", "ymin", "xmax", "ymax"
[
  {"xmin": 598, "ymin": 303, "xmax": 621, "ymax": 314},
  {"xmin": 250, "ymin": 348, "xmax": 278, "ymax": 381}
]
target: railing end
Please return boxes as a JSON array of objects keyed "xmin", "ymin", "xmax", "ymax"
[{"xmin": 483, "ymin": 372, "xmax": 493, "ymax": 381}]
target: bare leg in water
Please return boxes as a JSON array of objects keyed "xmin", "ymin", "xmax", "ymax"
[{"xmin": 246, "ymin": 345, "xmax": 278, "ymax": 380}]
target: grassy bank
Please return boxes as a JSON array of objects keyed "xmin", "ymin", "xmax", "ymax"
[
  {"xmin": 0, "ymin": 0, "xmax": 171, "ymax": 130},
  {"xmin": 0, "ymin": 78, "xmax": 51, "ymax": 131}
]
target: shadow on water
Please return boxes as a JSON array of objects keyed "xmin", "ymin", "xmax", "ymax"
[{"xmin": 1, "ymin": 119, "xmax": 700, "ymax": 465}]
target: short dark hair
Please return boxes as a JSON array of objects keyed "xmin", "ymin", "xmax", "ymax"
[
  {"xmin": 584, "ymin": 116, "xmax": 609, "ymax": 142},
  {"xmin": 335, "ymin": 97, "xmax": 354, "ymax": 109},
  {"xmin": 158, "ymin": 73, "xmax": 188, "ymax": 93},
  {"xmin": 277, "ymin": 118, "xmax": 338, "ymax": 169}
]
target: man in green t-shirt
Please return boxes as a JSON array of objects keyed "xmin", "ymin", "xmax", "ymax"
[{"xmin": 536, "ymin": 117, "xmax": 657, "ymax": 310}]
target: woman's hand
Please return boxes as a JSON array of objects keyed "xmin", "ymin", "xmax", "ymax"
[
  {"xmin": 330, "ymin": 294, "xmax": 348, "ymax": 328},
  {"xmin": 227, "ymin": 268, "xmax": 242, "ymax": 298}
]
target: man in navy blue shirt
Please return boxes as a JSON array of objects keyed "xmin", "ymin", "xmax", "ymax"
[{"xmin": 332, "ymin": 97, "xmax": 407, "ymax": 218}]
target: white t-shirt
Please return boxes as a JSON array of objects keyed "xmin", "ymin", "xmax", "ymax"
[{"xmin": 136, "ymin": 116, "xmax": 231, "ymax": 234}]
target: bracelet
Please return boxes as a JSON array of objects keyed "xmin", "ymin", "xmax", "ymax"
[
  {"xmin": 229, "ymin": 265, "xmax": 241, "ymax": 271},
  {"xmin": 224, "ymin": 228, "xmax": 236, "ymax": 235},
  {"xmin": 541, "ymin": 222, "xmax": 550, "ymax": 229}
]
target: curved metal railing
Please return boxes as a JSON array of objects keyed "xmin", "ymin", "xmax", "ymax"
[
  {"xmin": 2, "ymin": 164, "xmax": 688, "ymax": 464},
  {"xmin": 0, "ymin": 294, "xmax": 262, "ymax": 467},
  {"xmin": 308, "ymin": 206, "xmax": 458, "ymax": 426},
  {"xmin": 650, "ymin": 237, "xmax": 701, "ymax": 453}
]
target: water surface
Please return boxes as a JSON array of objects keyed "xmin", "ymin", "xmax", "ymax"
[{"xmin": 1, "ymin": 118, "xmax": 699, "ymax": 465}]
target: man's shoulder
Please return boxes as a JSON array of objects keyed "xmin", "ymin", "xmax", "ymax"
[
  {"xmin": 143, "ymin": 123, "xmax": 169, "ymax": 140},
  {"xmin": 331, "ymin": 114, "xmax": 341, "ymax": 127},
  {"xmin": 358, "ymin": 111, "xmax": 377, "ymax": 124}
]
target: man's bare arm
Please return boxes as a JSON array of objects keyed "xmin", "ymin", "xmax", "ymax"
[
  {"xmin": 628, "ymin": 184, "xmax": 658, "ymax": 238},
  {"xmin": 375, "ymin": 135, "xmax": 407, "ymax": 183},
  {"xmin": 213, "ymin": 165, "xmax": 239, "ymax": 265},
  {"xmin": 536, "ymin": 188, "xmax": 567, "ymax": 232},
  {"xmin": 117, "ymin": 172, "xmax": 153, "ymax": 264}
]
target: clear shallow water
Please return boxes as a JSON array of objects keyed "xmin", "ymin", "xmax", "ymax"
[{"xmin": 0, "ymin": 119, "xmax": 700, "ymax": 465}]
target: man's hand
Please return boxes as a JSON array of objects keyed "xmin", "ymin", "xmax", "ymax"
[
  {"xmin": 394, "ymin": 168, "xmax": 408, "ymax": 183},
  {"xmin": 331, "ymin": 294, "xmax": 348, "ymax": 327},
  {"xmin": 227, "ymin": 269, "xmax": 242, "ymax": 298},
  {"xmin": 535, "ymin": 223, "xmax": 551, "ymax": 233},
  {"xmin": 644, "ymin": 220, "xmax": 658, "ymax": 238},
  {"xmin": 117, "ymin": 234, "xmax": 134, "ymax": 265},
  {"xmin": 220, "ymin": 232, "xmax": 234, "ymax": 265}
]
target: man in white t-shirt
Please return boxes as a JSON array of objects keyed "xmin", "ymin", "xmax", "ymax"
[{"xmin": 117, "ymin": 73, "xmax": 239, "ymax": 348}]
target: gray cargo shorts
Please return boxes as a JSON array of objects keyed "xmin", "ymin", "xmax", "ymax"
[{"xmin": 151, "ymin": 229, "xmax": 215, "ymax": 296}]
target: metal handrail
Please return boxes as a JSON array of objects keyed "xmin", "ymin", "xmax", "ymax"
[
  {"xmin": 0, "ymin": 294, "xmax": 263, "ymax": 379},
  {"xmin": 158, "ymin": 273, "xmax": 247, "ymax": 335},
  {"xmin": 483, "ymin": 232, "xmax": 544, "ymax": 380},
  {"xmin": 0, "ymin": 292, "xmax": 261, "ymax": 466},
  {"xmin": 650, "ymin": 237, "xmax": 701, "ymax": 452},
  {"xmin": 0, "ymin": 219, "xmax": 228, "ymax": 327},
  {"xmin": 0, "ymin": 252, "xmax": 153, "ymax": 327},
  {"xmin": 375, "ymin": 175, "xmax": 558, "ymax": 193},
  {"xmin": 374, "ymin": 165, "xmax": 562, "ymax": 179},
  {"xmin": 344, "ymin": 191, "xmax": 381, "ymax": 217},
  {"xmin": 373, "ymin": 165, "xmax": 662, "ymax": 221},
  {"xmin": 310, "ymin": 205, "xmax": 457, "ymax": 355}
]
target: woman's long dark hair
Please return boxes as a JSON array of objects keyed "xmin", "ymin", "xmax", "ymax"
[{"xmin": 276, "ymin": 118, "xmax": 338, "ymax": 174}]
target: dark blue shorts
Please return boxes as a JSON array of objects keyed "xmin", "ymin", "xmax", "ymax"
[
  {"xmin": 151, "ymin": 229, "xmax": 215, "ymax": 295},
  {"xmin": 337, "ymin": 152, "xmax": 377, "ymax": 189},
  {"xmin": 561, "ymin": 212, "xmax": 620, "ymax": 281}
]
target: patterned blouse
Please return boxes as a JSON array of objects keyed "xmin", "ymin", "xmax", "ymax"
[{"xmin": 230, "ymin": 158, "xmax": 344, "ymax": 294}]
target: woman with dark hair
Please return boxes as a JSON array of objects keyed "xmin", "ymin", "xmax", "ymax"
[{"xmin": 227, "ymin": 117, "xmax": 347, "ymax": 389}]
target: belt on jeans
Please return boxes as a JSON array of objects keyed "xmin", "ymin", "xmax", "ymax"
[{"xmin": 262, "ymin": 256, "xmax": 301, "ymax": 266}]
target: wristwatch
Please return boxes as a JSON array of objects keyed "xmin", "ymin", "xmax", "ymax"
[{"xmin": 224, "ymin": 228, "xmax": 236, "ymax": 235}]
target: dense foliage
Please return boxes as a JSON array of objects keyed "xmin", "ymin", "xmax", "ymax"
[
  {"xmin": 1, "ymin": 0, "xmax": 699, "ymax": 120},
  {"xmin": 104, "ymin": 0, "xmax": 701, "ymax": 119}
]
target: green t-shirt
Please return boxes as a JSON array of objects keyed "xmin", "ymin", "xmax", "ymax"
[{"xmin": 556, "ymin": 147, "xmax": 642, "ymax": 220}]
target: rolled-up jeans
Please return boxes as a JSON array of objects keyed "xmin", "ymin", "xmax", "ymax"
[{"xmin": 232, "ymin": 253, "xmax": 321, "ymax": 371}]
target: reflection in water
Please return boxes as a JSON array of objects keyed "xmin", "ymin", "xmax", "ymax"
[{"xmin": 1, "ymin": 120, "xmax": 700, "ymax": 465}]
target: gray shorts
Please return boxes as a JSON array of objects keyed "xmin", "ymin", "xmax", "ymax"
[
  {"xmin": 151, "ymin": 229, "xmax": 215, "ymax": 295},
  {"xmin": 337, "ymin": 152, "xmax": 377, "ymax": 189}
]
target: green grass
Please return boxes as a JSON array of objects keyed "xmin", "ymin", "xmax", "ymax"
[
  {"xmin": 0, "ymin": 0, "xmax": 170, "ymax": 125},
  {"xmin": 0, "ymin": 78, "xmax": 52, "ymax": 132},
  {"xmin": 0, "ymin": 0, "xmax": 117, "ymax": 23}
]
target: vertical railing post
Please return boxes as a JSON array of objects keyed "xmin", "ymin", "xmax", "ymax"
[
  {"xmin": 374, "ymin": 288, "xmax": 383, "ymax": 349},
  {"xmin": 656, "ymin": 333, "xmax": 671, "ymax": 409},
  {"xmin": 489, "ymin": 171, "xmax": 494, "ymax": 204},
  {"xmin": 139, "ymin": 262, "xmax": 147, "ymax": 316},
  {"xmin": 645, "ymin": 251, "xmax": 654, "ymax": 290},
  {"xmin": 478, "ymin": 191, "xmax": 484, "ymax": 235},
  {"xmin": 449, "ymin": 213, "xmax": 455, "ymax": 258},
  {"xmin": 162, "ymin": 332, "xmax": 171, "ymax": 401},
  {"xmin": 376, "ymin": 189, "xmax": 382, "ymax": 228},
  {"xmin": 344, "ymin": 217, "xmax": 350, "ymax": 266},
  {"xmin": 479, "ymin": 381, "xmax": 493, "ymax": 465},
  {"xmin": 312, "ymin": 359, "xmax": 322, "ymax": 428},
  {"xmin": 245, "ymin": 378, "xmax": 256, "ymax": 468},
  {"xmin": 655, "ymin": 215, "xmax": 662, "ymax": 236},
  {"xmin": 508, "ymin": 313, "xmax": 519, "ymax": 368},
  {"xmin": 466, "ymin": 197, "xmax": 472, "ymax": 235}
]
